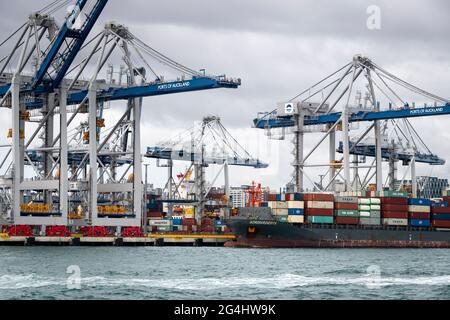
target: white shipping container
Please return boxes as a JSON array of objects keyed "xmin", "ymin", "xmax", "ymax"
[
  {"xmin": 383, "ymin": 218, "xmax": 408, "ymax": 226},
  {"xmin": 359, "ymin": 211, "xmax": 371, "ymax": 218},
  {"xmin": 288, "ymin": 215, "xmax": 304, "ymax": 223},
  {"xmin": 370, "ymin": 205, "xmax": 381, "ymax": 211},
  {"xmin": 267, "ymin": 201, "xmax": 275, "ymax": 208},
  {"xmin": 307, "ymin": 201, "xmax": 334, "ymax": 209},
  {"xmin": 149, "ymin": 219, "xmax": 172, "ymax": 226},
  {"xmin": 359, "ymin": 198, "xmax": 371, "ymax": 205},
  {"xmin": 408, "ymin": 205, "xmax": 430, "ymax": 213},
  {"xmin": 359, "ymin": 205, "xmax": 371, "ymax": 211},
  {"xmin": 272, "ymin": 208, "xmax": 289, "ymax": 216},
  {"xmin": 287, "ymin": 201, "xmax": 304, "ymax": 209},
  {"xmin": 275, "ymin": 201, "xmax": 288, "ymax": 209}
]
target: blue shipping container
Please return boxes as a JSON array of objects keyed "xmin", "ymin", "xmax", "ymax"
[
  {"xmin": 172, "ymin": 219, "xmax": 183, "ymax": 225},
  {"xmin": 432, "ymin": 213, "xmax": 450, "ymax": 221},
  {"xmin": 432, "ymin": 202, "xmax": 449, "ymax": 207},
  {"xmin": 288, "ymin": 208, "xmax": 304, "ymax": 215},
  {"xmin": 410, "ymin": 219, "xmax": 431, "ymax": 227},
  {"xmin": 293, "ymin": 193, "xmax": 304, "ymax": 201},
  {"xmin": 408, "ymin": 198, "xmax": 432, "ymax": 206},
  {"xmin": 261, "ymin": 202, "xmax": 269, "ymax": 207}
]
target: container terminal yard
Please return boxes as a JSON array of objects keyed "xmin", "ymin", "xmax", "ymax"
[{"xmin": 1, "ymin": 0, "xmax": 450, "ymax": 248}]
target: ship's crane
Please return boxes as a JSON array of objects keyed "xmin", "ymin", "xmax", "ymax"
[
  {"xmin": 0, "ymin": 0, "xmax": 241, "ymax": 231},
  {"xmin": 253, "ymin": 55, "xmax": 449, "ymax": 196},
  {"xmin": 145, "ymin": 116, "xmax": 267, "ymax": 221}
]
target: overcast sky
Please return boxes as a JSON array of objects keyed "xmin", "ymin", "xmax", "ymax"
[{"xmin": 0, "ymin": 0, "xmax": 449, "ymax": 191}]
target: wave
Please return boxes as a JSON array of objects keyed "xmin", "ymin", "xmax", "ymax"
[{"xmin": 1, "ymin": 273, "xmax": 450, "ymax": 291}]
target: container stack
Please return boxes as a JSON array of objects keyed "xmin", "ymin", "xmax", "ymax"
[
  {"xmin": 149, "ymin": 218, "xmax": 172, "ymax": 232},
  {"xmin": 304, "ymin": 193, "xmax": 334, "ymax": 224},
  {"xmin": 171, "ymin": 215, "xmax": 183, "ymax": 231},
  {"xmin": 182, "ymin": 218, "xmax": 196, "ymax": 233},
  {"xmin": 287, "ymin": 200, "xmax": 304, "ymax": 223},
  {"xmin": 380, "ymin": 196, "xmax": 408, "ymax": 226},
  {"xmin": 334, "ymin": 196, "xmax": 359, "ymax": 225},
  {"xmin": 358, "ymin": 197, "xmax": 381, "ymax": 225},
  {"xmin": 285, "ymin": 193, "xmax": 303, "ymax": 201},
  {"xmin": 268, "ymin": 201, "xmax": 288, "ymax": 222},
  {"xmin": 408, "ymin": 198, "xmax": 431, "ymax": 227},
  {"xmin": 431, "ymin": 200, "xmax": 450, "ymax": 228},
  {"xmin": 199, "ymin": 218, "xmax": 215, "ymax": 233}
]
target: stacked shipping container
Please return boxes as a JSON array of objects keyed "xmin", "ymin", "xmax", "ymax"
[
  {"xmin": 380, "ymin": 196, "xmax": 409, "ymax": 226},
  {"xmin": 334, "ymin": 196, "xmax": 359, "ymax": 225},
  {"xmin": 408, "ymin": 198, "xmax": 431, "ymax": 227},
  {"xmin": 304, "ymin": 193, "xmax": 334, "ymax": 224},
  {"xmin": 432, "ymin": 196, "xmax": 450, "ymax": 228}
]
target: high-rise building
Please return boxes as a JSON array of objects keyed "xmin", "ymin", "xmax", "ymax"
[
  {"xmin": 394, "ymin": 176, "xmax": 449, "ymax": 198},
  {"xmin": 229, "ymin": 187, "xmax": 247, "ymax": 208}
]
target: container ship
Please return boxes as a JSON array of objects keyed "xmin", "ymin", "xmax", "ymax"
[{"xmin": 225, "ymin": 190, "xmax": 450, "ymax": 248}]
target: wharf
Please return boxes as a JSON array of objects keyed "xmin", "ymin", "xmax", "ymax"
[{"xmin": 0, "ymin": 233, "xmax": 236, "ymax": 247}]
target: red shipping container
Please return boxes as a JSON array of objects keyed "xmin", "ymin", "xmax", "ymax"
[
  {"xmin": 335, "ymin": 203, "xmax": 358, "ymax": 210},
  {"xmin": 182, "ymin": 218, "xmax": 196, "ymax": 226},
  {"xmin": 305, "ymin": 208, "xmax": 334, "ymax": 216},
  {"xmin": 335, "ymin": 217, "xmax": 359, "ymax": 225},
  {"xmin": 380, "ymin": 197, "xmax": 408, "ymax": 205},
  {"xmin": 303, "ymin": 193, "xmax": 334, "ymax": 202},
  {"xmin": 433, "ymin": 220, "xmax": 450, "ymax": 228},
  {"xmin": 431, "ymin": 207, "xmax": 450, "ymax": 214},
  {"xmin": 268, "ymin": 194, "xmax": 277, "ymax": 201},
  {"xmin": 443, "ymin": 196, "xmax": 450, "ymax": 204},
  {"xmin": 382, "ymin": 204, "xmax": 408, "ymax": 211},
  {"xmin": 148, "ymin": 212, "xmax": 161, "ymax": 218},
  {"xmin": 382, "ymin": 211, "xmax": 409, "ymax": 219},
  {"xmin": 409, "ymin": 212, "xmax": 431, "ymax": 219}
]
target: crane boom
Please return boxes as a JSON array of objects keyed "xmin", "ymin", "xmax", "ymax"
[
  {"xmin": 31, "ymin": 0, "xmax": 109, "ymax": 92},
  {"xmin": 254, "ymin": 104, "xmax": 450, "ymax": 129}
]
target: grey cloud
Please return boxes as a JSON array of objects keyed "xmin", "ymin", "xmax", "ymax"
[{"xmin": 0, "ymin": 0, "xmax": 449, "ymax": 188}]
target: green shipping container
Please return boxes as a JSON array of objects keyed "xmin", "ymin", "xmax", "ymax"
[
  {"xmin": 277, "ymin": 216, "xmax": 288, "ymax": 223},
  {"xmin": 307, "ymin": 216, "xmax": 334, "ymax": 224},
  {"xmin": 335, "ymin": 210, "xmax": 359, "ymax": 217},
  {"xmin": 376, "ymin": 191, "xmax": 408, "ymax": 198}
]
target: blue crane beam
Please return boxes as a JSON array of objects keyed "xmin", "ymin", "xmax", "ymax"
[
  {"xmin": 67, "ymin": 77, "xmax": 240, "ymax": 105},
  {"xmin": 0, "ymin": 77, "xmax": 240, "ymax": 109},
  {"xmin": 253, "ymin": 104, "xmax": 450, "ymax": 129},
  {"xmin": 31, "ymin": 0, "xmax": 109, "ymax": 92},
  {"xmin": 336, "ymin": 142, "xmax": 445, "ymax": 165},
  {"xmin": 145, "ymin": 147, "xmax": 268, "ymax": 169}
]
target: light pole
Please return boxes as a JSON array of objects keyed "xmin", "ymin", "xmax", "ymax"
[{"xmin": 143, "ymin": 163, "xmax": 150, "ymax": 232}]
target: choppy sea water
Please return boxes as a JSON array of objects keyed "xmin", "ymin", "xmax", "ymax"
[{"xmin": 0, "ymin": 247, "xmax": 449, "ymax": 300}]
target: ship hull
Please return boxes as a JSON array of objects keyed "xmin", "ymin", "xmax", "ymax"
[{"xmin": 225, "ymin": 219, "xmax": 450, "ymax": 248}]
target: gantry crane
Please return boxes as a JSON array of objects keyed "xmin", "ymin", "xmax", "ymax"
[
  {"xmin": 254, "ymin": 55, "xmax": 449, "ymax": 196},
  {"xmin": 146, "ymin": 116, "xmax": 267, "ymax": 222},
  {"xmin": 0, "ymin": 0, "xmax": 240, "ymax": 232}
]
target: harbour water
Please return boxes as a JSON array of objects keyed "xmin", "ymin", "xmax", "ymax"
[{"xmin": 0, "ymin": 247, "xmax": 449, "ymax": 300}]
